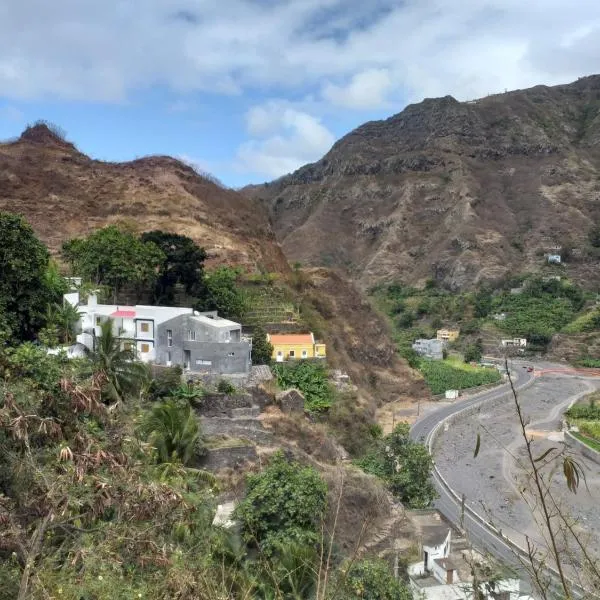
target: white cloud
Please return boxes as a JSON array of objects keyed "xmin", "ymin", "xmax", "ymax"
[
  {"xmin": 0, "ymin": 0, "xmax": 599, "ymax": 104},
  {"xmin": 2, "ymin": 1, "xmax": 600, "ymax": 179},
  {"xmin": 236, "ymin": 105, "xmax": 335, "ymax": 178},
  {"xmin": 322, "ymin": 68, "xmax": 393, "ymax": 109}
]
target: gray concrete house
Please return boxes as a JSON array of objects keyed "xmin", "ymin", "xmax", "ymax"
[
  {"xmin": 412, "ymin": 338, "xmax": 444, "ymax": 360},
  {"xmin": 155, "ymin": 311, "xmax": 251, "ymax": 374}
]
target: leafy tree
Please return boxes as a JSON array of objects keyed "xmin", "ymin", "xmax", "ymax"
[
  {"xmin": 235, "ymin": 451, "xmax": 327, "ymax": 555},
  {"xmin": 251, "ymin": 327, "xmax": 273, "ymax": 365},
  {"xmin": 62, "ymin": 225, "xmax": 165, "ymax": 301},
  {"xmin": 141, "ymin": 398, "xmax": 203, "ymax": 465},
  {"xmin": 340, "ymin": 558, "xmax": 413, "ymax": 600},
  {"xmin": 199, "ymin": 266, "xmax": 248, "ymax": 319},
  {"xmin": 355, "ymin": 423, "xmax": 436, "ymax": 508},
  {"xmin": 141, "ymin": 230, "xmax": 207, "ymax": 304},
  {"xmin": 464, "ymin": 339, "xmax": 483, "ymax": 363},
  {"xmin": 474, "ymin": 287, "xmax": 492, "ymax": 318},
  {"xmin": 90, "ymin": 318, "xmax": 148, "ymax": 404},
  {"xmin": 0, "ymin": 212, "xmax": 63, "ymax": 341}
]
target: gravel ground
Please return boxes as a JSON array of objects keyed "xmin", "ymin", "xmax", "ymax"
[{"xmin": 434, "ymin": 375, "xmax": 600, "ymax": 573}]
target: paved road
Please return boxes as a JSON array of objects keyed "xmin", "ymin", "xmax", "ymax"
[
  {"xmin": 410, "ymin": 362, "xmax": 534, "ymax": 570},
  {"xmin": 410, "ymin": 361, "xmax": 597, "ymax": 599}
]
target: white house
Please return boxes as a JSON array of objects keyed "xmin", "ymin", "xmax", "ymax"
[
  {"xmin": 408, "ymin": 527, "xmax": 534, "ymax": 600},
  {"xmin": 547, "ymin": 254, "xmax": 561, "ymax": 264},
  {"xmin": 66, "ymin": 292, "xmax": 251, "ymax": 374},
  {"xmin": 68, "ymin": 292, "xmax": 193, "ymax": 363}
]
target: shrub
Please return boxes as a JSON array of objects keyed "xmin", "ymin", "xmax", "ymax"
[
  {"xmin": 272, "ymin": 361, "xmax": 334, "ymax": 412},
  {"xmin": 235, "ymin": 451, "xmax": 327, "ymax": 555},
  {"xmin": 340, "ymin": 558, "xmax": 413, "ymax": 600},
  {"xmin": 217, "ymin": 379, "xmax": 236, "ymax": 395},
  {"xmin": 355, "ymin": 423, "xmax": 436, "ymax": 508},
  {"xmin": 148, "ymin": 366, "xmax": 183, "ymax": 401}
]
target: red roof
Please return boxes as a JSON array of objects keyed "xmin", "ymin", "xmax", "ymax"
[
  {"xmin": 268, "ymin": 333, "xmax": 314, "ymax": 345},
  {"xmin": 110, "ymin": 310, "xmax": 136, "ymax": 318}
]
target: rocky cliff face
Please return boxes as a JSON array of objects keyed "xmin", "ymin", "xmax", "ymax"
[
  {"xmin": 0, "ymin": 123, "xmax": 287, "ymax": 273},
  {"xmin": 250, "ymin": 75, "xmax": 600, "ymax": 289}
]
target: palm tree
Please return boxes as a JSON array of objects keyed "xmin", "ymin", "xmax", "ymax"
[
  {"xmin": 92, "ymin": 318, "xmax": 148, "ymax": 404},
  {"xmin": 142, "ymin": 398, "xmax": 201, "ymax": 465},
  {"xmin": 55, "ymin": 301, "xmax": 82, "ymax": 344}
]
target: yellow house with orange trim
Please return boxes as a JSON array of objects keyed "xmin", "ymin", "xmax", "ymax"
[{"xmin": 267, "ymin": 333, "xmax": 326, "ymax": 362}]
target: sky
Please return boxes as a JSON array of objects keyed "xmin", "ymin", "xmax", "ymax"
[{"xmin": 1, "ymin": 1, "xmax": 600, "ymax": 187}]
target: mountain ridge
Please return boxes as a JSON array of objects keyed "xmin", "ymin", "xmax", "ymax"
[{"xmin": 248, "ymin": 74, "xmax": 600, "ymax": 289}]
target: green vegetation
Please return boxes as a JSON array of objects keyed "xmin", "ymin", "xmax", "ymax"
[
  {"xmin": 0, "ymin": 212, "xmax": 414, "ymax": 599},
  {"xmin": 141, "ymin": 230, "xmax": 207, "ymax": 304},
  {"xmin": 235, "ymin": 451, "xmax": 327, "ymax": 555},
  {"xmin": 90, "ymin": 318, "xmax": 149, "ymax": 404},
  {"xmin": 576, "ymin": 357, "xmax": 600, "ymax": 368},
  {"xmin": 250, "ymin": 326, "xmax": 274, "ymax": 365},
  {"xmin": 272, "ymin": 360, "xmax": 334, "ymax": 412},
  {"xmin": 341, "ymin": 558, "xmax": 413, "ymax": 600},
  {"xmin": 572, "ymin": 432, "xmax": 600, "ymax": 452},
  {"xmin": 565, "ymin": 394, "xmax": 600, "ymax": 451},
  {"xmin": 492, "ymin": 278, "xmax": 585, "ymax": 344},
  {"xmin": 355, "ymin": 423, "xmax": 437, "ymax": 508},
  {"xmin": 371, "ymin": 274, "xmax": 598, "ymax": 377},
  {"xmin": 199, "ymin": 265, "xmax": 248, "ymax": 319},
  {"xmin": 62, "ymin": 224, "xmax": 165, "ymax": 301},
  {"xmin": 140, "ymin": 397, "xmax": 204, "ymax": 465},
  {"xmin": 419, "ymin": 358, "xmax": 501, "ymax": 395},
  {"xmin": 562, "ymin": 308, "xmax": 600, "ymax": 333},
  {"xmin": 0, "ymin": 212, "xmax": 67, "ymax": 342}
]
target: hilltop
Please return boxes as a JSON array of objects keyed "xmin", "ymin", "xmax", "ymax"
[
  {"xmin": 0, "ymin": 122, "xmax": 286, "ymax": 273},
  {"xmin": 249, "ymin": 75, "xmax": 600, "ymax": 290}
]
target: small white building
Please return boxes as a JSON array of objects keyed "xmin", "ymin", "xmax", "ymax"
[
  {"xmin": 445, "ymin": 390, "xmax": 459, "ymax": 400},
  {"xmin": 547, "ymin": 254, "xmax": 561, "ymax": 264},
  {"xmin": 501, "ymin": 338, "xmax": 527, "ymax": 348},
  {"xmin": 408, "ymin": 527, "xmax": 534, "ymax": 600}
]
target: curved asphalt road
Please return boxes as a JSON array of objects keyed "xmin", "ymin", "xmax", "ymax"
[
  {"xmin": 410, "ymin": 362, "xmax": 594, "ymax": 599},
  {"xmin": 410, "ymin": 363, "xmax": 534, "ymax": 571}
]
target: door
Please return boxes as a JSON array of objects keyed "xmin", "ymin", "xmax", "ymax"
[
  {"xmin": 276, "ymin": 351, "xmax": 284, "ymax": 363},
  {"xmin": 184, "ymin": 350, "xmax": 191, "ymax": 370}
]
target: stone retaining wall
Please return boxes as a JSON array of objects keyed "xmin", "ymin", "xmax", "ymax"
[{"xmin": 203, "ymin": 445, "xmax": 258, "ymax": 471}]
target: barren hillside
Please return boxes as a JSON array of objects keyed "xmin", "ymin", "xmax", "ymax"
[
  {"xmin": 0, "ymin": 123, "xmax": 287, "ymax": 273},
  {"xmin": 249, "ymin": 75, "xmax": 600, "ymax": 290}
]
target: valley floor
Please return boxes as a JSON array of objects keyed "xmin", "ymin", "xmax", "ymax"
[{"xmin": 433, "ymin": 373, "xmax": 600, "ymax": 577}]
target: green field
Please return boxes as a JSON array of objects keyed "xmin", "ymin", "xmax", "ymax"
[{"xmin": 419, "ymin": 358, "xmax": 501, "ymax": 395}]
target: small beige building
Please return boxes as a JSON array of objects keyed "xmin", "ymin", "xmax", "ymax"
[{"xmin": 436, "ymin": 328, "xmax": 460, "ymax": 343}]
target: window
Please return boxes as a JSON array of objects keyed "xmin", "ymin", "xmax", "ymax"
[
  {"xmin": 140, "ymin": 322, "xmax": 149, "ymax": 333},
  {"xmin": 188, "ymin": 329, "xmax": 196, "ymax": 341},
  {"xmin": 301, "ymin": 350, "xmax": 308, "ymax": 358},
  {"xmin": 141, "ymin": 343, "xmax": 150, "ymax": 353},
  {"xmin": 166, "ymin": 351, "xmax": 171, "ymax": 364},
  {"xmin": 196, "ymin": 359, "xmax": 212, "ymax": 366},
  {"xmin": 228, "ymin": 352, "xmax": 235, "ymax": 357},
  {"xmin": 289, "ymin": 350, "xmax": 295, "ymax": 358},
  {"xmin": 167, "ymin": 330, "xmax": 173, "ymax": 347},
  {"xmin": 95, "ymin": 316, "xmax": 101, "ymax": 326}
]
